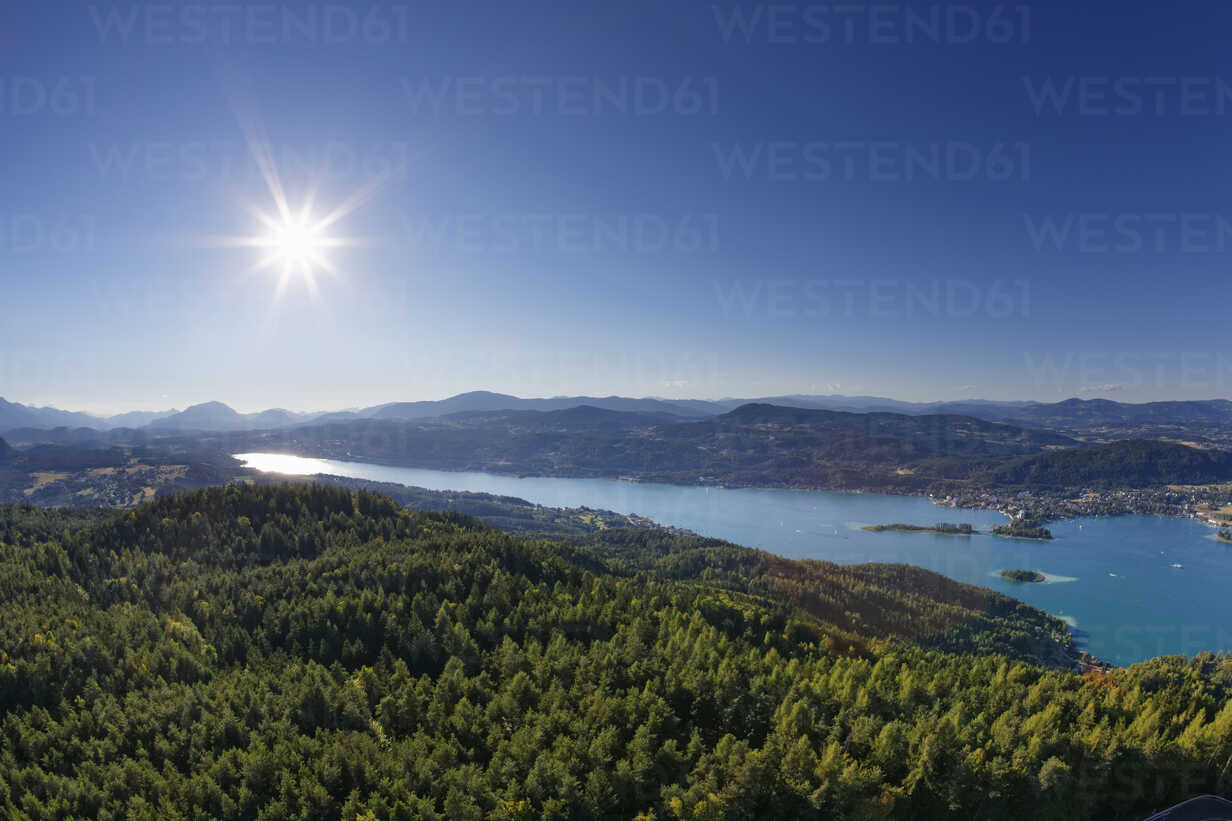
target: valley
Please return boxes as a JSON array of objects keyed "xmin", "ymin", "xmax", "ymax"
[
  {"xmin": 2, "ymin": 484, "xmax": 1229, "ymax": 819},
  {"xmin": 11, "ymin": 0, "xmax": 1231, "ymax": 812}
]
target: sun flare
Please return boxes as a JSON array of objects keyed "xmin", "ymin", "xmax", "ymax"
[
  {"xmin": 268, "ymin": 218, "xmax": 322, "ymax": 266},
  {"xmin": 201, "ymin": 116, "xmax": 389, "ymax": 305},
  {"xmin": 209, "ymin": 186, "xmax": 374, "ymax": 303},
  {"xmin": 246, "ymin": 203, "xmax": 344, "ymax": 286}
]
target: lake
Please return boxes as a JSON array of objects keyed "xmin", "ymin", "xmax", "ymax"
[{"xmin": 236, "ymin": 452, "xmax": 1232, "ymax": 666}]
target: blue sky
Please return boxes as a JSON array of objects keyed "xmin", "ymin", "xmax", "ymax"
[{"xmin": 3, "ymin": 0, "xmax": 1232, "ymax": 412}]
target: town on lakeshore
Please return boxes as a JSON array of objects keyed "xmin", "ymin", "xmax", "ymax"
[{"xmin": 933, "ymin": 484, "xmax": 1232, "ymax": 537}]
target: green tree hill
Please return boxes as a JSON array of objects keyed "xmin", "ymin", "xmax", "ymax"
[
  {"xmin": 0, "ymin": 484, "xmax": 1230, "ymax": 819},
  {"xmin": 992, "ymin": 520, "xmax": 1053, "ymax": 540},
  {"xmin": 862, "ymin": 522, "xmax": 974, "ymax": 534},
  {"xmin": 1000, "ymin": 569, "xmax": 1046, "ymax": 583}
]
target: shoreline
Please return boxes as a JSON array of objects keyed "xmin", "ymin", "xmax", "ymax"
[{"xmin": 236, "ymin": 451, "xmax": 1220, "ymax": 530}]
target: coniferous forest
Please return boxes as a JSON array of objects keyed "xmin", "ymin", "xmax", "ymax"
[{"xmin": 1, "ymin": 485, "xmax": 1230, "ymax": 819}]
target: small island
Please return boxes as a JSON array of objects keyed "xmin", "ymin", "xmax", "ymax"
[
  {"xmin": 991, "ymin": 520, "xmax": 1053, "ymax": 540},
  {"xmin": 862, "ymin": 522, "xmax": 974, "ymax": 535},
  {"xmin": 1000, "ymin": 569, "xmax": 1046, "ymax": 583},
  {"xmin": 1217, "ymin": 528, "xmax": 1232, "ymax": 544}
]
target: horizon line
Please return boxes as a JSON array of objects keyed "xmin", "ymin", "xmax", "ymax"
[{"xmin": 3, "ymin": 390, "xmax": 1226, "ymax": 419}]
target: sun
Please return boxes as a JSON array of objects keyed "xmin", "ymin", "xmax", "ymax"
[
  {"xmin": 247, "ymin": 202, "xmax": 343, "ymax": 283},
  {"xmin": 268, "ymin": 218, "xmax": 322, "ymax": 266},
  {"xmin": 199, "ymin": 114, "xmax": 390, "ymax": 304},
  {"xmin": 228, "ymin": 194, "xmax": 367, "ymax": 301},
  {"xmin": 252, "ymin": 208, "xmax": 338, "ymax": 278},
  {"xmin": 204, "ymin": 195, "xmax": 360, "ymax": 304}
]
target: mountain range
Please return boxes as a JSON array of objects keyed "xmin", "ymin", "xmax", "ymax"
[{"xmin": 9, "ymin": 391, "xmax": 1232, "ymax": 442}]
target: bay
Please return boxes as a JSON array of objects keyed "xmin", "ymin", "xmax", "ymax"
[{"xmin": 236, "ymin": 452, "xmax": 1232, "ymax": 666}]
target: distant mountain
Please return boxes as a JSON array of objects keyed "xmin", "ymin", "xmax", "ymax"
[
  {"xmin": 367, "ymin": 391, "xmax": 522, "ymax": 419},
  {"xmin": 368, "ymin": 391, "xmax": 718, "ymax": 420},
  {"xmin": 149, "ymin": 402, "xmax": 322, "ymax": 432},
  {"xmin": 696, "ymin": 395, "xmax": 1043, "ymax": 418},
  {"xmin": 0, "ymin": 397, "xmax": 327, "ymax": 435},
  {"xmin": 0, "ymin": 437, "xmax": 17, "ymax": 462},
  {"xmin": 1002, "ymin": 398, "xmax": 1232, "ymax": 428},
  {"xmin": 0, "ymin": 398, "xmax": 179, "ymax": 433},
  {"xmin": 103, "ymin": 409, "xmax": 178, "ymax": 428},
  {"xmin": 0, "ymin": 397, "xmax": 104, "ymax": 431},
  {"xmin": 248, "ymin": 408, "xmax": 314, "ymax": 428},
  {"xmin": 12, "ymin": 391, "xmax": 1232, "ymax": 441},
  {"xmin": 149, "ymin": 401, "xmax": 245, "ymax": 431},
  {"xmin": 714, "ymin": 394, "xmax": 941, "ymax": 415},
  {"xmin": 443, "ymin": 405, "xmax": 685, "ymax": 429}
]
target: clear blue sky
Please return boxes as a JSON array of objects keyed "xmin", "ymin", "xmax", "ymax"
[{"xmin": 3, "ymin": 0, "xmax": 1231, "ymax": 412}]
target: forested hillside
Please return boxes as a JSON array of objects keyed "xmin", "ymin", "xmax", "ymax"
[
  {"xmin": 978, "ymin": 440, "xmax": 1232, "ymax": 490},
  {"xmin": 1, "ymin": 485, "xmax": 1230, "ymax": 819},
  {"xmin": 569, "ymin": 528, "xmax": 1077, "ymax": 665}
]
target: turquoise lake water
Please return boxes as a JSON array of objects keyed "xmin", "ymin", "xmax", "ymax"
[{"xmin": 236, "ymin": 453, "xmax": 1232, "ymax": 666}]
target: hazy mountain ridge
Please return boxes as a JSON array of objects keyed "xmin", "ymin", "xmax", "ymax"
[
  {"xmin": 0, "ymin": 398, "xmax": 106, "ymax": 431},
  {"xmin": 10, "ymin": 399, "xmax": 1232, "ymax": 500},
  {"xmin": 10, "ymin": 392, "xmax": 1232, "ymax": 445}
]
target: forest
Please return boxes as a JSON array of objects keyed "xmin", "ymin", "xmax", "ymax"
[
  {"xmin": 974, "ymin": 439, "xmax": 1232, "ymax": 491},
  {"xmin": 990, "ymin": 521, "xmax": 1054, "ymax": 540},
  {"xmin": 1, "ymin": 484, "xmax": 1230, "ymax": 819}
]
